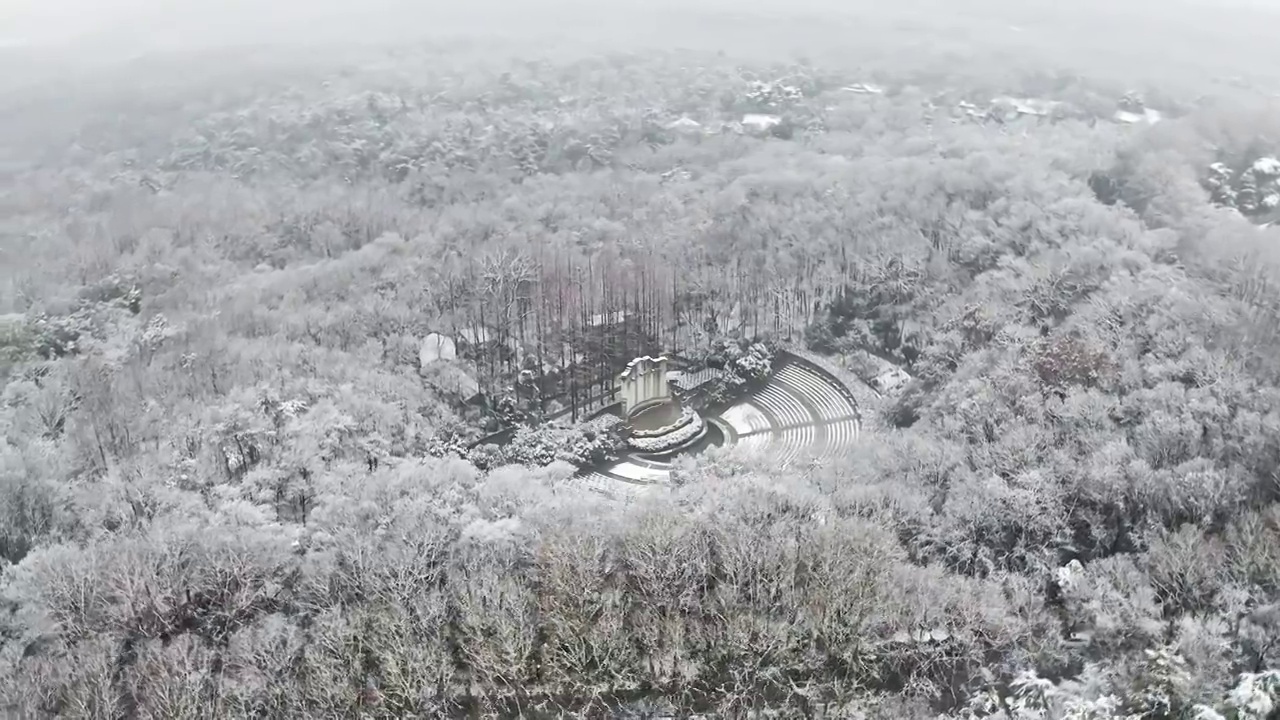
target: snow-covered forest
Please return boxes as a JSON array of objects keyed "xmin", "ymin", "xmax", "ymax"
[{"xmin": 3, "ymin": 1, "xmax": 1280, "ymax": 717}]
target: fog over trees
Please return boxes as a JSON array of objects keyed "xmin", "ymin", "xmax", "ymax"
[{"xmin": 2, "ymin": 1, "xmax": 1280, "ymax": 718}]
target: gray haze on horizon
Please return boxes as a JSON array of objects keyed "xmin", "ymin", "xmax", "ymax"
[
  {"xmin": 2, "ymin": 0, "xmax": 1279, "ymax": 106},
  {"xmin": 3, "ymin": 0, "xmax": 1278, "ymax": 51}
]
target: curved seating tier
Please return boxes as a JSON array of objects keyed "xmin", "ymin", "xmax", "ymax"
[{"xmin": 580, "ymin": 358, "xmax": 864, "ymax": 494}]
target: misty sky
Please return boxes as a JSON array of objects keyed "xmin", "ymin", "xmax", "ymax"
[
  {"xmin": 4, "ymin": 0, "xmax": 1275, "ymax": 49},
  {"xmin": 3, "ymin": 0, "xmax": 1279, "ymax": 96}
]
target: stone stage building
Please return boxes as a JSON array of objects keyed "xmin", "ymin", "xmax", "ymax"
[{"xmin": 617, "ymin": 355, "xmax": 672, "ymax": 417}]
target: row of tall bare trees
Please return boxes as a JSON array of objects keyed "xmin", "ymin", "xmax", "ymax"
[{"xmin": 424, "ymin": 238, "xmax": 876, "ymax": 415}]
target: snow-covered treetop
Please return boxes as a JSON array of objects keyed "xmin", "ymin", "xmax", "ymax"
[{"xmin": 1252, "ymin": 156, "xmax": 1280, "ymax": 177}]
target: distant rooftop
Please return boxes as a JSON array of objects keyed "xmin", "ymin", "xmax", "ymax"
[
  {"xmin": 666, "ymin": 117, "xmax": 702, "ymax": 132},
  {"xmin": 587, "ymin": 310, "xmax": 628, "ymax": 327},
  {"xmin": 741, "ymin": 113, "xmax": 781, "ymax": 130},
  {"xmin": 992, "ymin": 96, "xmax": 1059, "ymax": 117},
  {"xmin": 669, "ymin": 366, "xmax": 722, "ymax": 393},
  {"xmin": 1113, "ymin": 108, "xmax": 1163, "ymax": 125},
  {"xmin": 457, "ymin": 327, "xmax": 494, "ymax": 345},
  {"xmin": 419, "ymin": 332, "xmax": 458, "ymax": 366},
  {"xmin": 842, "ymin": 83, "xmax": 885, "ymax": 95}
]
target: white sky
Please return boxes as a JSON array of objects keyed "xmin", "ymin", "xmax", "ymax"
[{"xmin": 1, "ymin": 0, "xmax": 1277, "ymax": 57}]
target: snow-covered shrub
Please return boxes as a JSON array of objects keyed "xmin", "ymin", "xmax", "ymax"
[
  {"xmin": 466, "ymin": 442, "xmax": 504, "ymax": 471},
  {"xmin": 467, "ymin": 415, "xmax": 626, "ymax": 470},
  {"xmin": 700, "ymin": 337, "xmax": 776, "ymax": 404},
  {"xmin": 556, "ymin": 415, "xmax": 626, "ymax": 466},
  {"xmin": 1195, "ymin": 669, "xmax": 1280, "ymax": 720},
  {"xmin": 501, "ymin": 425, "xmax": 563, "ymax": 467}
]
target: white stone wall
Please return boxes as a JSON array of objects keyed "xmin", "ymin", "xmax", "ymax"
[{"xmin": 618, "ymin": 356, "xmax": 671, "ymax": 415}]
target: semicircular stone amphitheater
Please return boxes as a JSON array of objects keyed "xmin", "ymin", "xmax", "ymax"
[{"xmin": 577, "ymin": 357, "xmax": 862, "ymax": 498}]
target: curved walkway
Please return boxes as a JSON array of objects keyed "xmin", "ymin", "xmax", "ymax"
[{"xmin": 571, "ymin": 354, "xmax": 865, "ymax": 499}]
